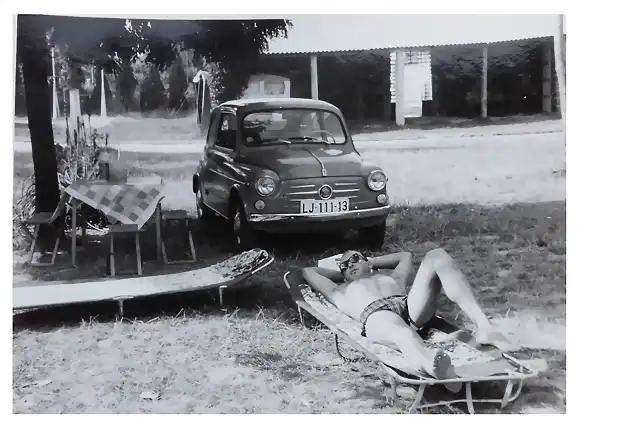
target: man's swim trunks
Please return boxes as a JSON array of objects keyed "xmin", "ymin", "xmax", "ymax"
[{"xmin": 359, "ymin": 295, "xmax": 421, "ymax": 337}]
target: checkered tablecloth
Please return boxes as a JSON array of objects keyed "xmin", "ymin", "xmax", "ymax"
[{"xmin": 65, "ymin": 180, "xmax": 166, "ymax": 229}]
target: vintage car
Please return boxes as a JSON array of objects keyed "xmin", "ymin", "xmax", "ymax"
[{"xmin": 192, "ymin": 98, "xmax": 391, "ymax": 250}]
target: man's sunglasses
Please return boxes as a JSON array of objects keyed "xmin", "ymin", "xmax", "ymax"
[{"xmin": 338, "ymin": 253, "xmax": 368, "ymax": 273}]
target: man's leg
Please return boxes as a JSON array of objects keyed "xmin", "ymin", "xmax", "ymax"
[
  {"xmin": 407, "ymin": 246, "xmax": 511, "ymax": 349},
  {"xmin": 365, "ymin": 310, "xmax": 462, "ymax": 392}
]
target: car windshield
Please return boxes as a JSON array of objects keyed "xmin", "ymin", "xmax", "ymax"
[{"xmin": 242, "ymin": 109, "xmax": 348, "ymax": 146}]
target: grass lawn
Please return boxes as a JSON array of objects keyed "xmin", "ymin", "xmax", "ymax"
[
  {"xmin": 13, "ymin": 201, "xmax": 566, "ymax": 414},
  {"xmin": 12, "ymin": 118, "xmax": 565, "ymax": 413}
]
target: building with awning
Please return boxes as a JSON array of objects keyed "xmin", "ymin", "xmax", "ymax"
[{"xmin": 258, "ymin": 15, "xmax": 565, "ymax": 125}]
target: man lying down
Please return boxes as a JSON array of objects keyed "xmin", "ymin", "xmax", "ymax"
[{"xmin": 302, "ymin": 242, "xmax": 513, "ymax": 392}]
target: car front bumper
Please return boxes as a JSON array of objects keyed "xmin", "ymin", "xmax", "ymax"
[{"xmin": 247, "ymin": 205, "xmax": 391, "ymax": 233}]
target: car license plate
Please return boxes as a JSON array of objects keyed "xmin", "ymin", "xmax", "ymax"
[{"xmin": 300, "ymin": 198, "xmax": 349, "ymax": 214}]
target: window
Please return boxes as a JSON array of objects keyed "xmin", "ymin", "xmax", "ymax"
[
  {"xmin": 242, "ymin": 109, "xmax": 347, "ymax": 146},
  {"xmin": 205, "ymin": 111, "xmax": 220, "ymax": 148},
  {"xmin": 405, "ymin": 49, "xmax": 428, "ymax": 65},
  {"xmin": 216, "ymin": 112, "xmax": 237, "ymax": 150}
]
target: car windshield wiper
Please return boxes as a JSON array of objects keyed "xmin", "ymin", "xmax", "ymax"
[
  {"xmin": 287, "ymin": 136, "xmax": 331, "ymax": 144},
  {"xmin": 259, "ymin": 138, "xmax": 291, "ymax": 145}
]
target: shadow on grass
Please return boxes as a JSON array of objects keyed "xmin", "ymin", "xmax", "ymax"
[{"xmin": 14, "ymin": 201, "xmax": 566, "ymax": 334}]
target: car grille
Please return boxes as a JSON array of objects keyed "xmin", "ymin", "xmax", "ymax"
[{"xmin": 278, "ymin": 177, "xmax": 380, "ymax": 212}]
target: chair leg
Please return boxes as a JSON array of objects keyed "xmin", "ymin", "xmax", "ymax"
[
  {"xmin": 109, "ymin": 234, "xmax": 116, "ymax": 277},
  {"xmin": 135, "ymin": 232, "xmax": 142, "ymax": 276},
  {"xmin": 161, "ymin": 237, "xmax": 169, "ymax": 265},
  {"xmin": 187, "ymin": 228, "xmax": 197, "ymax": 262},
  {"xmin": 27, "ymin": 224, "xmax": 40, "ymax": 264},
  {"xmin": 50, "ymin": 235, "xmax": 61, "ymax": 265}
]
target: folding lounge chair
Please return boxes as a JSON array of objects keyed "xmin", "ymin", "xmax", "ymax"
[{"xmin": 283, "ymin": 262, "xmax": 544, "ymax": 414}]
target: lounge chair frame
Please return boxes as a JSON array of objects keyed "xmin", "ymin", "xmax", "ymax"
[{"xmin": 284, "ymin": 271, "xmax": 539, "ymax": 414}]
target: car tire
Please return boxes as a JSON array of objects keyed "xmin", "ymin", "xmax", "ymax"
[
  {"xmin": 231, "ymin": 199, "xmax": 258, "ymax": 252},
  {"xmin": 195, "ymin": 185, "xmax": 215, "ymax": 222},
  {"xmin": 358, "ymin": 222, "xmax": 386, "ymax": 249}
]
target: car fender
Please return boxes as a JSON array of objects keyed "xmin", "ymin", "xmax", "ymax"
[
  {"xmin": 227, "ymin": 183, "xmax": 248, "ymax": 218},
  {"xmin": 192, "ymin": 173, "xmax": 200, "ymax": 194}
]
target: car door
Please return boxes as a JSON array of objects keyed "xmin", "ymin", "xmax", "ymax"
[
  {"xmin": 208, "ymin": 108, "xmax": 240, "ymax": 218},
  {"xmin": 201, "ymin": 108, "xmax": 221, "ymax": 214}
]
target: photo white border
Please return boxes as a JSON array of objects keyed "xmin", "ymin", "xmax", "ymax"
[{"xmin": 5, "ymin": 0, "xmax": 638, "ymax": 420}]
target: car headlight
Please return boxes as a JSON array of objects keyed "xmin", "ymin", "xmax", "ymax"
[
  {"xmin": 367, "ymin": 170, "xmax": 387, "ymax": 191},
  {"xmin": 255, "ymin": 176, "xmax": 277, "ymax": 196}
]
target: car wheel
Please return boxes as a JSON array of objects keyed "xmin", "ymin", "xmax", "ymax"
[
  {"xmin": 357, "ymin": 222, "xmax": 386, "ymax": 249},
  {"xmin": 231, "ymin": 199, "xmax": 258, "ymax": 252},
  {"xmin": 195, "ymin": 185, "xmax": 215, "ymax": 222}
]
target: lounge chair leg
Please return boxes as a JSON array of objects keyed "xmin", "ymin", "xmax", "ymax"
[
  {"xmin": 117, "ymin": 299, "xmax": 124, "ymax": 318},
  {"xmin": 465, "ymin": 382, "xmax": 475, "ymax": 414},
  {"xmin": 218, "ymin": 285, "xmax": 227, "ymax": 307},
  {"xmin": 388, "ymin": 378, "xmax": 398, "ymax": 402},
  {"xmin": 297, "ymin": 305, "xmax": 305, "ymax": 327},
  {"xmin": 501, "ymin": 380, "xmax": 515, "ymax": 408},
  {"xmin": 187, "ymin": 227, "xmax": 197, "ymax": 262},
  {"xmin": 27, "ymin": 224, "xmax": 40, "ymax": 264},
  {"xmin": 408, "ymin": 384, "xmax": 426, "ymax": 414},
  {"xmin": 161, "ymin": 238, "xmax": 169, "ymax": 265}
]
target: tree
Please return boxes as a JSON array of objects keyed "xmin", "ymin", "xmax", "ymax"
[
  {"xmin": 116, "ymin": 62, "xmax": 137, "ymax": 113},
  {"xmin": 128, "ymin": 19, "xmax": 291, "ymax": 101},
  {"xmin": 16, "ymin": 14, "xmax": 290, "ymax": 222},
  {"xmin": 140, "ymin": 66, "xmax": 165, "ymax": 113},
  {"xmin": 167, "ymin": 57, "xmax": 188, "ymax": 114},
  {"xmin": 14, "ymin": 61, "xmax": 27, "ymax": 116},
  {"xmin": 16, "ymin": 15, "xmax": 61, "ymax": 219}
]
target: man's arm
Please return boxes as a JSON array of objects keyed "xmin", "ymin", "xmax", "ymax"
[
  {"xmin": 368, "ymin": 252, "xmax": 413, "ymax": 286},
  {"xmin": 301, "ymin": 266, "xmax": 344, "ymax": 303}
]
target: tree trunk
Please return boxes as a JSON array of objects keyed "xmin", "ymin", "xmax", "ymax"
[{"xmin": 17, "ymin": 17, "xmax": 62, "ymax": 219}]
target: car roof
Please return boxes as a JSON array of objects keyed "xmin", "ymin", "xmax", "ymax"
[{"xmin": 220, "ymin": 97, "xmax": 342, "ymax": 114}]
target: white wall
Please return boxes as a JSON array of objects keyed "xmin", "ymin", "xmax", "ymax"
[{"xmin": 242, "ymin": 74, "xmax": 291, "ymax": 99}]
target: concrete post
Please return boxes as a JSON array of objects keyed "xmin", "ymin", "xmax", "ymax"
[
  {"xmin": 554, "ymin": 14, "xmax": 566, "ymax": 120},
  {"xmin": 481, "ymin": 45, "xmax": 488, "ymax": 118},
  {"xmin": 310, "ymin": 55, "xmax": 319, "ymax": 100},
  {"xmin": 394, "ymin": 49, "xmax": 405, "ymax": 126},
  {"xmin": 542, "ymin": 43, "xmax": 553, "ymax": 112}
]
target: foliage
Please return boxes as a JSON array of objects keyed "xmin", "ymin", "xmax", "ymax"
[
  {"xmin": 140, "ymin": 66, "xmax": 166, "ymax": 113},
  {"xmin": 167, "ymin": 57, "xmax": 189, "ymax": 115},
  {"xmin": 127, "ymin": 19, "xmax": 292, "ymax": 102},
  {"xmin": 116, "ymin": 62, "xmax": 137, "ymax": 113},
  {"xmin": 430, "ymin": 40, "xmax": 547, "ymax": 117},
  {"xmin": 13, "ymin": 118, "xmax": 111, "ymax": 251}
]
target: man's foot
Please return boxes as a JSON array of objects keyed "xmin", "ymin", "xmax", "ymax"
[{"xmin": 431, "ymin": 349, "xmax": 462, "ymax": 393}]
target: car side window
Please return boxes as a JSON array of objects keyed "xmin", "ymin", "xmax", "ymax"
[
  {"xmin": 216, "ymin": 112, "xmax": 237, "ymax": 150},
  {"xmin": 206, "ymin": 110, "xmax": 220, "ymax": 148}
]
